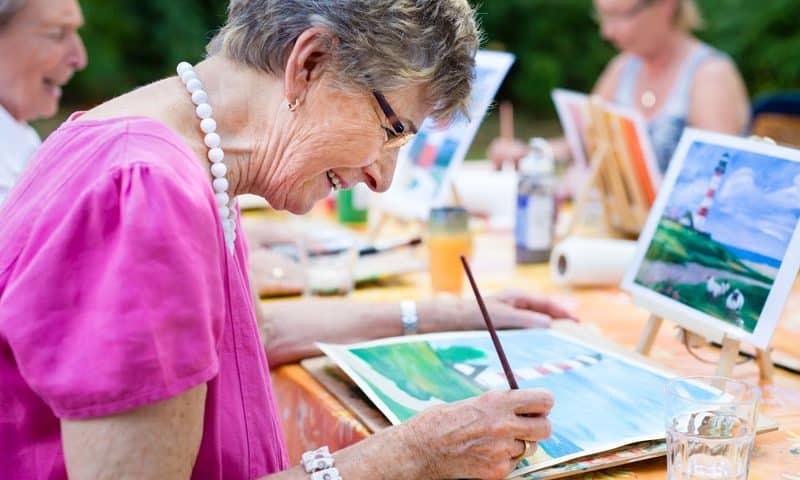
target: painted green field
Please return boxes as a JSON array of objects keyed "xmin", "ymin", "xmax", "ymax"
[
  {"xmin": 642, "ymin": 218, "xmax": 772, "ymax": 284},
  {"xmin": 351, "ymin": 343, "xmax": 485, "ymax": 421},
  {"xmin": 636, "ymin": 218, "xmax": 773, "ymax": 332}
]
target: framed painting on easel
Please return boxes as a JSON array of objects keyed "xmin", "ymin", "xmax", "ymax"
[
  {"xmin": 622, "ymin": 128, "xmax": 800, "ymax": 379},
  {"xmin": 553, "ymin": 90, "xmax": 661, "ymax": 237}
]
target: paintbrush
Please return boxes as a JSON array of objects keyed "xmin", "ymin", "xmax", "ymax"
[{"xmin": 460, "ymin": 255, "xmax": 519, "ymax": 390}]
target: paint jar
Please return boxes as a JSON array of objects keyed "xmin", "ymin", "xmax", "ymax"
[{"xmin": 515, "ymin": 138, "xmax": 556, "ymax": 264}]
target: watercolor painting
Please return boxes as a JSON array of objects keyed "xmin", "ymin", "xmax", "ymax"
[
  {"xmin": 379, "ymin": 50, "xmax": 515, "ymax": 220},
  {"xmin": 624, "ymin": 129, "xmax": 800, "ymax": 349},
  {"xmin": 320, "ymin": 329, "xmax": 716, "ymax": 476},
  {"xmin": 634, "ymin": 140, "xmax": 800, "ymax": 332}
]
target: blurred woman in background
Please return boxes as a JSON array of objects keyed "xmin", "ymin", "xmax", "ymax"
[{"xmin": 489, "ymin": 0, "xmax": 749, "ymax": 173}]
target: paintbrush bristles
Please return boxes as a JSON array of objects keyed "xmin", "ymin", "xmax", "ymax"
[{"xmin": 460, "ymin": 255, "xmax": 519, "ymax": 390}]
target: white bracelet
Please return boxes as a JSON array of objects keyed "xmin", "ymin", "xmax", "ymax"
[
  {"xmin": 400, "ymin": 300, "xmax": 418, "ymax": 335},
  {"xmin": 310, "ymin": 468, "xmax": 341, "ymax": 480},
  {"xmin": 302, "ymin": 446, "xmax": 335, "ymax": 473}
]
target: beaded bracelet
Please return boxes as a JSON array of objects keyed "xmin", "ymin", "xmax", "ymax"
[{"xmin": 302, "ymin": 446, "xmax": 341, "ymax": 480}]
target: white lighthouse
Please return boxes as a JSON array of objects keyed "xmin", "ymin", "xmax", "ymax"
[{"xmin": 694, "ymin": 152, "xmax": 730, "ymax": 232}]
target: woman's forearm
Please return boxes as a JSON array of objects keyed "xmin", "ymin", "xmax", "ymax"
[
  {"xmin": 260, "ymin": 298, "xmax": 406, "ymax": 367},
  {"xmin": 261, "ymin": 422, "xmax": 428, "ymax": 480}
]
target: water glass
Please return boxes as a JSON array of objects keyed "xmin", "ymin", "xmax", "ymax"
[
  {"xmin": 665, "ymin": 376, "xmax": 761, "ymax": 480},
  {"xmin": 428, "ymin": 206, "xmax": 473, "ymax": 294},
  {"xmin": 305, "ymin": 240, "xmax": 358, "ymax": 297}
]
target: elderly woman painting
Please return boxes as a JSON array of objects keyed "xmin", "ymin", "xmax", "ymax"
[{"xmin": 0, "ymin": 1, "xmax": 554, "ymax": 479}]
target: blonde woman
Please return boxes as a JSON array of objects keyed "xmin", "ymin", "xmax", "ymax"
[
  {"xmin": 0, "ymin": 1, "xmax": 554, "ymax": 479},
  {"xmin": 490, "ymin": 0, "xmax": 749, "ymax": 173}
]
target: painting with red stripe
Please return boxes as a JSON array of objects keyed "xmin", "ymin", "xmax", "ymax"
[
  {"xmin": 319, "ymin": 329, "xmax": 708, "ymax": 478},
  {"xmin": 624, "ymin": 128, "xmax": 800, "ymax": 350}
]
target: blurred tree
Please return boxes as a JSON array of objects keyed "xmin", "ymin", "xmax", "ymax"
[
  {"xmin": 66, "ymin": 0, "xmax": 799, "ymax": 118},
  {"xmin": 66, "ymin": 0, "xmax": 226, "ymax": 105}
]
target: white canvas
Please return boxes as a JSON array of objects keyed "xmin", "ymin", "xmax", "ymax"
[
  {"xmin": 623, "ymin": 128, "xmax": 800, "ymax": 349},
  {"xmin": 379, "ymin": 50, "xmax": 515, "ymax": 219}
]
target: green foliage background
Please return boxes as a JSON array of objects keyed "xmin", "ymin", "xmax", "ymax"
[{"xmin": 66, "ymin": 0, "xmax": 799, "ymax": 117}]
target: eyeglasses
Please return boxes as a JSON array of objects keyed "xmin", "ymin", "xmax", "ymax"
[
  {"xmin": 591, "ymin": 0, "xmax": 657, "ymax": 24},
  {"xmin": 373, "ymin": 90, "xmax": 417, "ymax": 149}
]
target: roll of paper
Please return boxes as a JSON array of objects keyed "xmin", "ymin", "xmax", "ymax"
[{"xmin": 550, "ymin": 237, "xmax": 638, "ymax": 287}]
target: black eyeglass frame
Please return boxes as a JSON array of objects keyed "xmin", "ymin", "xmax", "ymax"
[{"xmin": 372, "ymin": 90, "xmax": 417, "ymax": 149}]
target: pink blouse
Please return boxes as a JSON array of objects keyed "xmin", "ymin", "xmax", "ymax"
[{"xmin": 0, "ymin": 115, "xmax": 288, "ymax": 479}]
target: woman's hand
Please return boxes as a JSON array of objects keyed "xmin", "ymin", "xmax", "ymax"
[
  {"xmin": 487, "ymin": 137, "xmax": 530, "ymax": 170},
  {"xmin": 487, "ymin": 288, "xmax": 578, "ymax": 322},
  {"xmin": 418, "ymin": 289, "xmax": 577, "ymax": 333},
  {"xmin": 403, "ymin": 389, "xmax": 554, "ymax": 480}
]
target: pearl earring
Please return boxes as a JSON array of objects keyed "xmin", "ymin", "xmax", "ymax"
[{"xmin": 288, "ymin": 98, "xmax": 301, "ymax": 112}]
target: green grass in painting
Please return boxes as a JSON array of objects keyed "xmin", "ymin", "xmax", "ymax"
[
  {"xmin": 636, "ymin": 218, "xmax": 774, "ymax": 332},
  {"xmin": 351, "ymin": 342, "xmax": 485, "ymax": 404},
  {"xmin": 643, "ymin": 218, "xmax": 773, "ymax": 284},
  {"xmin": 645, "ymin": 279, "xmax": 767, "ymax": 332}
]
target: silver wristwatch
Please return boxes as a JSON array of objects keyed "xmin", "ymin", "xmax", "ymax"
[{"xmin": 400, "ymin": 300, "xmax": 418, "ymax": 336}]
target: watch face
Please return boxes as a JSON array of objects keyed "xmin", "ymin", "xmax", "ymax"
[{"xmin": 401, "ymin": 301, "xmax": 418, "ymax": 335}]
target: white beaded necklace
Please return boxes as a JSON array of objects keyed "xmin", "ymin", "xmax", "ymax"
[{"xmin": 176, "ymin": 61, "xmax": 236, "ymax": 255}]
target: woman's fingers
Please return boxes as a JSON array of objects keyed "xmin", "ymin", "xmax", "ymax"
[
  {"xmin": 487, "ymin": 301, "xmax": 553, "ymax": 329},
  {"xmin": 508, "ymin": 413, "xmax": 553, "ymax": 442},
  {"xmin": 503, "ymin": 388, "xmax": 555, "ymax": 415},
  {"xmin": 406, "ymin": 389, "xmax": 555, "ymax": 479}
]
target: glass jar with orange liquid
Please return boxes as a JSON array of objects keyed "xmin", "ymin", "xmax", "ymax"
[{"xmin": 428, "ymin": 207, "xmax": 473, "ymax": 294}]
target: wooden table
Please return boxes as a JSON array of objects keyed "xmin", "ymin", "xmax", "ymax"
[{"xmin": 268, "ymin": 231, "xmax": 800, "ymax": 479}]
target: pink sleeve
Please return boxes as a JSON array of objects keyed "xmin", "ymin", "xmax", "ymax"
[{"xmin": 3, "ymin": 162, "xmax": 225, "ymax": 419}]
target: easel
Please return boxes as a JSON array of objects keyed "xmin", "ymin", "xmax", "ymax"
[
  {"xmin": 562, "ymin": 98, "xmax": 651, "ymax": 239},
  {"xmin": 635, "ymin": 314, "xmax": 775, "ymax": 383},
  {"xmin": 633, "ymin": 133, "xmax": 783, "ymax": 384}
]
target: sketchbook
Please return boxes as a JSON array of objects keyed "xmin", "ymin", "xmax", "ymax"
[{"xmin": 313, "ymin": 324, "xmax": 777, "ymax": 478}]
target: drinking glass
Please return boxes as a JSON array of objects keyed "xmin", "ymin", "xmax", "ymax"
[
  {"xmin": 428, "ymin": 206, "xmax": 473, "ymax": 294},
  {"xmin": 305, "ymin": 239, "xmax": 359, "ymax": 297},
  {"xmin": 665, "ymin": 376, "xmax": 760, "ymax": 480}
]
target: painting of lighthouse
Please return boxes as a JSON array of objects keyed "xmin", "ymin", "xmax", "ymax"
[
  {"xmin": 624, "ymin": 129, "xmax": 800, "ymax": 349},
  {"xmin": 319, "ymin": 329, "xmax": 697, "ymax": 477}
]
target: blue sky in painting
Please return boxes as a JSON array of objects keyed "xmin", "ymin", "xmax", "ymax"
[
  {"xmin": 429, "ymin": 331, "xmax": 706, "ymax": 458},
  {"xmin": 664, "ymin": 141, "xmax": 800, "ymax": 260}
]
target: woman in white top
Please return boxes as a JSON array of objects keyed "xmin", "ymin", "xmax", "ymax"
[{"xmin": 0, "ymin": 0, "xmax": 87, "ymax": 204}]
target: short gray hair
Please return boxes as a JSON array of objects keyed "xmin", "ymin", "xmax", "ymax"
[
  {"xmin": 0, "ymin": 0, "xmax": 25, "ymax": 30},
  {"xmin": 207, "ymin": 0, "xmax": 481, "ymax": 120}
]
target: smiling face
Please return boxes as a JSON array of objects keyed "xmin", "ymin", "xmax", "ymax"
[
  {"xmin": 264, "ymin": 74, "xmax": 430, "ymax": 214},
  {"xmin": 593, "ymin": 0, "xmax": 678, "ymax": 56},
  {"xmin": 0, "ymin": 0, "xmax": 87, "ymax": 122}
]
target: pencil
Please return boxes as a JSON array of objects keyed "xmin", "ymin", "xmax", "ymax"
[{"xmin": 460, "ymin": 255, "xmax": 519, "ymax": 390}]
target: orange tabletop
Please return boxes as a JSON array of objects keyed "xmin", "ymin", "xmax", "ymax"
[{"xmin": 268, "ymin": 231, "xmax": 800, "ymax": 479}]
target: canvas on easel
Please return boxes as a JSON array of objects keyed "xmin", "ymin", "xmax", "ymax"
[
  {"xmin": 553, "ymin": 91, "xmax": 660, "ymax": 238},
  {"xmin": 374, "ymin": 50, "xmax": 515, "ymax": 227},
  {"xmin": 622, "ymin": 128, "xmax": 800, "ymax": 381}
]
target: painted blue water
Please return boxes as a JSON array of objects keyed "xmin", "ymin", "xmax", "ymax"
[
  {"xmin": 719, "ymin": 242, "xmax": 781, "ymax": 268},
  {"xmin": 429, "ymin": 330, "xmax": 716, "ymax": 459}
]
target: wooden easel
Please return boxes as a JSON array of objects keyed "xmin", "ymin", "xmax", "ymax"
[
  {"xmin": 636, "ymin": 314, "xmax": 775, "ymax": 383},
  {"xmin": 562, "ymin": 98, "xmax": 651, "ymax": 239}
]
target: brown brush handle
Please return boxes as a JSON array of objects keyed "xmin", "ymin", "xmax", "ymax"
[{"xmin": 460, "ymin": 255, "xmax": 519, "ymax": 390}]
